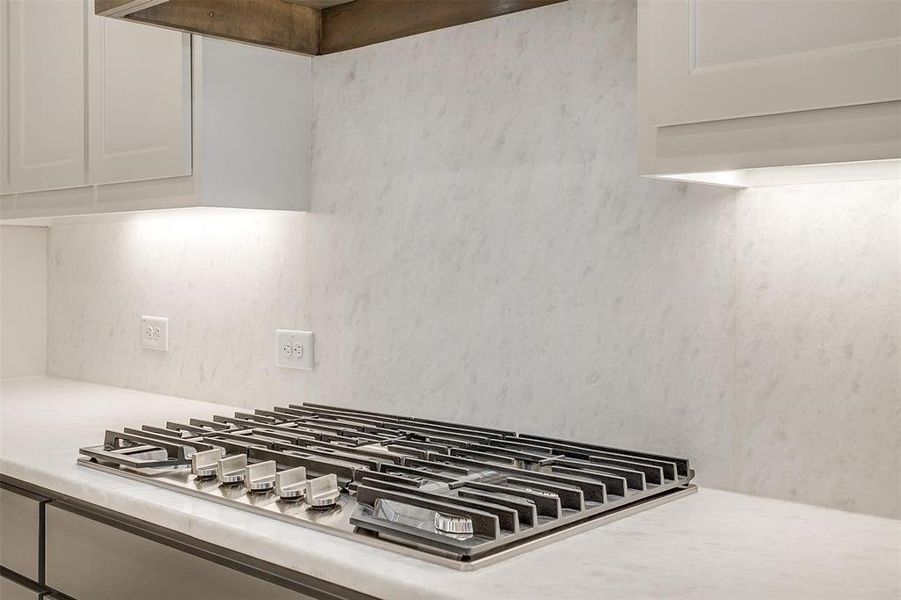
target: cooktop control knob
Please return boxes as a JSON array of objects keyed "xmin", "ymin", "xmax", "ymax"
[
  {"xmin": 191, "ymin": 448, "xmax": 225, "ymax": 479},
  {"xmin": 245, "ymin": 460, "xmax": 276, "ymax": 492},
  {"xmin": 275, "ymin": 466, "xmax": 307, "ymax": 501},
  {"xmin": 434, "ymin": 512, "xmax": 474, "ymax": 536},
  {"xmin": 216, "ymin": 454, "xmax": 247, "ymax": 485},
  {"xmin": 305, "ymin": 473, "xmax": 340, "ymax": 509}
]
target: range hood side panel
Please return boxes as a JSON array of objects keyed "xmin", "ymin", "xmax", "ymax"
[{"xmin": 198, "ymin": 37, "xmax": 313, "ymax": 211}]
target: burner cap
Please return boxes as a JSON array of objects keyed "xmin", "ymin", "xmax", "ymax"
[{"xmin": 434, "ymin": 512, "xmax": 474, "ymax": 536}]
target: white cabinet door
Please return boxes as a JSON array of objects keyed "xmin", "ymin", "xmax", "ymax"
[
  {"xmin": 87, "ymin": 0, "xmax": 191, "ymax": 185},
  {"xmin": 644, "ymin": 0, "xmax": 901, "ymax": 127},
  {"xmin": 1, "ymin": 0, "xmax": 10, "ymax": 194},
  {"xmin": 8, "ymin": 0, "xmax": 87, "ymax": 192}
]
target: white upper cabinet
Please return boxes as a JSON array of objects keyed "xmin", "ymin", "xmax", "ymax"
[
  {"xmin": 7, "ymin": 0, "xmax": 86, "ymax": 193},
  {"xmin": 2, "ymin": 0, "xmax": 189, "ymax": 195},
  {"xmin": 1, "ymin": 4, "xmax": 310, "ymax": 221},
  {"xmin": 648, "ymin": 0, "xmax": 900, "ymax": 125},
  {"xmin": 0, "ymin": 0, "xmax": 9, "ymax": 194},
  {"xmin": 87, "ymin": 2, "xmax": 191, "ymax": 185},
  {"xmin": 639, "ymin": 0, "xmax": 901, "ymax": 186}
]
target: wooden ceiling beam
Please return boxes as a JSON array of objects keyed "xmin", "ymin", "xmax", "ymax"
[
  {"xmin": 319, "ymin": 0, "xmax": 567, "ymax": 55},
  {"xmin": 117, "ymin": 0, "xmax": 321, "ymax": 56},
  {"xmin": 94, "ymin": 0, "xmax": 569, "ymax": 57},
  {"xmin": 95, "ymin": 0, "xmax": 171, "ymax": 18}
]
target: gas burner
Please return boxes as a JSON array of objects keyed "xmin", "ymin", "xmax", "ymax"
[{"xmin": 77, "ymin": 402, "xmax": 696, "ymax": 569}]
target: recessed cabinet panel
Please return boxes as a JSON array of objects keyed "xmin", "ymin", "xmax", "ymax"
[
  {"xmin": 0, "ymin": 574, "xmax": 46, "ymax": 600},
  {"xmin": 645, "ymin": 0, "xmax": 901, "ymax": 127},
  {"xmin": 88, "ymin": 0, "xmax": 191, "ymax": 185},
  {"xmin": 0, "ymin": 485, "xmax": 45, "ymax": 582},
  {"xmin": 45, "ymin": 505, "xmax": 313, "ymax": 600},
  {"xmin": 8, "ymin": 0, "xmax": 86, "ymax": 192}
]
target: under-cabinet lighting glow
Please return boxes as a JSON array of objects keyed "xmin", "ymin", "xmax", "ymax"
[
  {"xmin": 3, "ymin": 206, "xmax": 303, "ymax": 228},
  {"xmin": 122, "ymin": 207, "xmax": 305, "ymax": 247},
  {"xmin": 658, "ymin": 159, "xmax": 901, "ymax": 189},
  {"xmin": 117, "ymin": 208, "xmax": 306, "ymax": 282},
  {"xmin": 658, "ymin": 170, "xmax": 748, "ymax": 188}
]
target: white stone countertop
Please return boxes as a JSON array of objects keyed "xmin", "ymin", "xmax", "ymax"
[{"xmin": 1, "ymin": 376, "xmax": 898, "ymax": 600}]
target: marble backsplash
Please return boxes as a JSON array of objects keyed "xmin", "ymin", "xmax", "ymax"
[
  {"xmin": 44, "ymin": 1, "xmax": 899, "ymax": 518},
  {"xmin": 48, "ymin": 209, "xmax": 313, "ymax": 407},
  {"xmin": 1, "ymin": 226, "xmax": 47, "ymax": 378},
  {"xmin": 736, "ymin": 181, "xmax": 900, "ymax": 518},
  {"xmin": 307, "ymin": 0, "xmax": 737, "ymax": 488}
]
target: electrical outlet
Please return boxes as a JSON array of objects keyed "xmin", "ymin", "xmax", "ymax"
[
  {"xmin": 276, "ymin": 329, "xmax": 313, "ymax": 370},
  {"xmin": 141, "ymin": 316, "xmax": 169, "ymax": 351}
]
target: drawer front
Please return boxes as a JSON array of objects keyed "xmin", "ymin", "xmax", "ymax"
[
  {"xmin": 0, "ymin": 485, "xmax": 46, "ymax": 581},
  {"xmin": 0, "ymin": 573, "xmax": 47, "ymax": 600},
  {"xmin": 45, "ymin": 505, "xmax": 315, "ymax": 600}
]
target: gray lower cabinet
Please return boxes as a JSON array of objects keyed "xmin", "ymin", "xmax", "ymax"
[
  {"xmin": 0, "ymin": 484, "xmax": 47, "ymax": 582},
  {"xmin": 0, "ymin": 574, "xmax": 49, "ymax": 600},
  {"xmin": 44, "ymin": 504, "xmax": 316, "ymax": 600}
]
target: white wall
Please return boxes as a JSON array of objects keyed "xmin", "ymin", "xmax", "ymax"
[
  {"xmin": 736, "ymin": 180, "xmax": 900, "ymax": 518},
  {"xmin": 1, "ymin": 225, "xmax": 48, "ymax": 378},
  {"xmin": 308, "ymin": 0, "xmax": 737, "ymax": 489},
  {"xmin": 48, "ymin": 210, "xmax": 311, "ymax": 406},
  {"xmin": 43, "ymin": 0, "xmax": 900, "ymax": 518}
]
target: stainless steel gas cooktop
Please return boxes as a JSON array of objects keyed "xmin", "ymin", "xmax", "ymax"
[{"xmin": 77, "ymin": 403, "xmax": 696, "ymax": 569}]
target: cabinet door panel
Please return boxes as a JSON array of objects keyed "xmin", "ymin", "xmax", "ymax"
[
  {"xmin": 0, "ymin": 574, "xmax": 47, "ymax": 600},
  {"xmin": 0, "ymin": 485, "xmax": 46, "ymax": 582},
  {"xmin": 1, "ymin": 0, "xmax": 10, "ymax": 193},
  {"xmin": 88, "ymin": 0, "xmax": 191, "ymax": 185},
  {"xmin": 8, "ymin": 0, "xmax": 86, "ymax": 192},
  {"xmin": 644, "ymin": 0, "xmax": 901, "ymax": 126},
  {"xmin": 0, "ymin": 575, "xmax": 45, "ymax": 600},
  {"xmin": 45, "ymin": 505, "xmax": 313, "ymax": 600}
]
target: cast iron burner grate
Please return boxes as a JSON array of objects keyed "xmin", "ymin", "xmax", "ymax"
[{"xmin": 78, "ymin": 402, "xmax": 696, "ymax": 569}]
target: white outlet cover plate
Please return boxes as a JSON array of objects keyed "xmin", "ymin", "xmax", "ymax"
[
  {"xmin": 276, "ymin": 329, "xmax": 313, "ymax": 370},
  {"xmin": 141, "ymin": 315, "xmax": 169, "ymax": 351}
]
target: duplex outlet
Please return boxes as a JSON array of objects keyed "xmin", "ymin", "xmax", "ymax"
[
  {"xmin": 276, "ymin": 329, "xmax": 313, "ymax": 370},
  {"xmin": 141, "ymin": 316, "xmax": 169, "ymax": 351}
]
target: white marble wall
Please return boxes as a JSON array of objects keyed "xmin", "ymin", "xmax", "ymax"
[
  {"xmin": 44, "ymin": 0, "xmax": 900, "ymax": 518},
  {"xmin": 308, "ymin": 0, "xmax": 737, "ymax": 489},
  {"xmin": 48, "ymin": 210, "xmax": 312, "ymax": 406},
  {"xmin": 1, "ymin": 226, "xmax": 48, "ymax": 378},
  {"xmin": 736, "ymin": 180, "xmax": 900, "ymax": 518}
]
